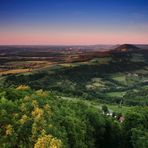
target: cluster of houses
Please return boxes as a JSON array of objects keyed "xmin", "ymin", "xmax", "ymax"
[{"xmin": 101, "ymin": 106, "xmax": 125, "ymax": 123}]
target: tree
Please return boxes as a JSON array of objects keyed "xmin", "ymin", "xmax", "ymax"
[
  {"xmin": 102, "ymin": 105, "xmax": 109, "ymax": 114},
  {"xmin": 131, "ymin": 128, "xmax": 148, "ymax": 148},
  {"xmin": 34, "ymin": 134, "xmax": 62, "ymax": 148}
]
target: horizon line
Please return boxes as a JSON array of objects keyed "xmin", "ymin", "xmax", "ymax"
[{"xmin": 0, "ymin": 43, "xmax": 148, "ymax": 46}]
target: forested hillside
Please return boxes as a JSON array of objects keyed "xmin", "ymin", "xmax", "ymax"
[{"xmin": 0, "ymin": 86, "xmax": 148, "ymax": 148}]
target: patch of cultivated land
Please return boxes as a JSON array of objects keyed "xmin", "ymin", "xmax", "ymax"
[
  {"xmin": 106, "ymin": 91, "xmax": 126, "ymax": 97},
  {"xmin": 0, "ymin": 60, "xmax": 56, "ymax": 75},
  {"xmin": 0, "ymin": 68, "xmax": 31, "ymax": 75}
]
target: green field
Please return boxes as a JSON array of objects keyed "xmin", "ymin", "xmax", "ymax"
[{"xmin": 106, "ymin": 91, "xmax": 126, "ymax": 97}]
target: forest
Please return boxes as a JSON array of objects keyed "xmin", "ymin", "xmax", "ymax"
[{"xmin": 0, "ymin": 86, "xmax": 148, "ymax": 148}]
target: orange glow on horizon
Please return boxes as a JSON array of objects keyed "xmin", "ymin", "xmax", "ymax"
[{"xmin": 0, "ymin": 31, "xmax": 148, "ymax": 45}]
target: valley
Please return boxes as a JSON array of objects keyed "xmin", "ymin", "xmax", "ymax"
[
  {"xmin": 1, "ymin": 44, "xmax": 148, "ymax": 106},
  {"xmin": 0, "ymin": 44, "xmax": 148, "ymax": 148}
]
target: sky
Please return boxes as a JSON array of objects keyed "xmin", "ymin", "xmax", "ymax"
[{"xmin": 0, "ymin": 0, "xmax": 148, "ymax": 45}]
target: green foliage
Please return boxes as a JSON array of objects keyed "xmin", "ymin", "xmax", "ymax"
[
  {"xmin": 0, "ymin": 87, "xmax": 147, "ymax": 148},
  {"xmin": 131, "ymin": 128, "xmax": 148, "ymax": 148},
  {"xmin": 123, "ymin": 107, "xmax": 148, "ymax": 148},
  {"xmin": 102, "ymin": 105, "xmax": 109, "ymax": 114}
]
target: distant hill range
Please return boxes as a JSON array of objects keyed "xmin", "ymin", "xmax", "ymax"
[
  {"xmin": 110, "ymin": 44, "xmax": 141, "ymax": 53},
  {"xmin": 0, "ymin": 44, "xmax": 147, "ymax": 64}
]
